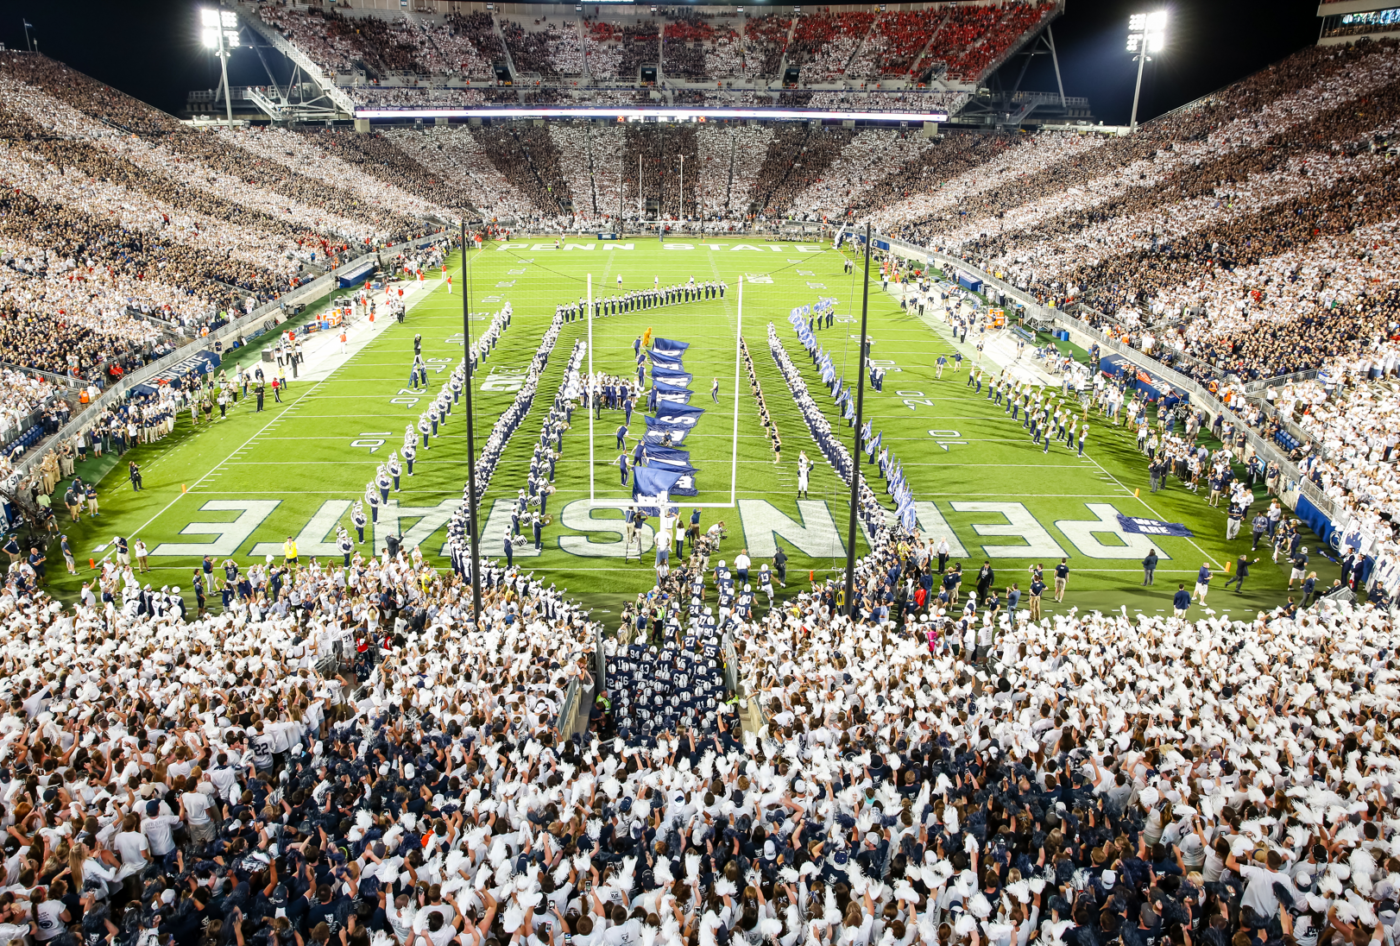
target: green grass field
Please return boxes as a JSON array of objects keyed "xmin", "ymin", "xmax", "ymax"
[{"xmin": 42, "ymin": 236, "xmax": 1335, "ymax": 621}]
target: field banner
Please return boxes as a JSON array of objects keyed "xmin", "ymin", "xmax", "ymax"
[
  {"xmin": 643, "ymin": 445, "xmax": 692, "ymax": 468},
  {"xmin": 651, "ymin": 370, "xmax": 693, "ymax": 386},
  {"xmin": 1116, "ymin": 514, "xmax": 1194, "ymax": 538},
  {"xmin": 633, "ymin": 466, "xmax": 683, "ymax": 502},
  {"xmin": 649, "ymin": 349, "xmax": 684, "ymax": 368},
  {"xmin": 655, "ymin": 401, "xmax": 705, "ymax": 422},
  {"xmin": 653, "ymin": 338, "xmax": 690, "ymax": 352},
  {"xmin": 643, "ymin": 415, "xmax": 692, "ymax": 443},
  {"xmin": 653, "ymin": 380, "xmax": 693, "ymax": 402}
]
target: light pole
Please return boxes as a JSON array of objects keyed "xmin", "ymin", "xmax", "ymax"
[
  {"xmin": 201, "ymin": 6, "xmax": 241, "ymax": 125},
  {"xmin": 679, "ymin": 153, "xmax": 685, "ymax": 223},
  {"xmin": 843, "ymin": 223, "xmax": 872, "ymax": 619},
  {"xmin": 460, "ymin": 217, "xmax": 482, "ymax": 626},
  {"xmin": 1126, "ymin": 11, "xmax": 1166, "ymax": 131}
]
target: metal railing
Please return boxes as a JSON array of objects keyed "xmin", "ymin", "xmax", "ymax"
[
  {"xmin": 5, "ymin": 232, "xmax": 449, "ymax": 485},
  {"xmin": 1243, "ymin": 369, "xmax": 1320, "ymax": 396}
]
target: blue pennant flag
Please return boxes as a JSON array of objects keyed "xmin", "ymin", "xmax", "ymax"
[
  {"xmin": 1117, "ymin": 513, "xmax": 1194, "ymax": 537},
  {"xmin": 643, "ymin": 415, "xmax": 692, "ymax": 443},
  {"xmin": 652, "ymin": 338, "xmax": 690, "ymax": 352},
  {"xmin": 632, "ymin": 466, "xmax": 684, "ymax": 501},
  {"xmin": 654, "ymin": 379, "xmax": 692, "ymax": 396},
  {"xmin": 643, "ymin": 444, "xmax": 692, "ymax": 468},
  {"xmin": 670, "ymin": 473, "xmax": 699, "ymax": 497},
  {"xmin": 651, "ymin": 370, "xmax": 693, "ymax": 386},
  {"xmin": 656, "ymin": 401, "xmax": 705, "ymax": 423}
]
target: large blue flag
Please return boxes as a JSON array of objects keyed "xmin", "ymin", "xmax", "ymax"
[
  {"xmin": 653, "ymin": 338, "xmax": 690, "ymax": 352},
  {"xmin": 651, "ymin": 370, "xmax": 693, "ymax": 387},
  {"xmin": 654, "ymin": 379, "xmax": 693, "ymax": 399},
  {"xmin": 671, "ymin": 473, "xmax": 699, "ymax": 497},
  {"xmin": 1117, "ymin": 514, "xmax": 1194, "ymax": 537},
  {"xmin": 643, "ymin": 414, "xmax": 692, "ymax": 443},
  {"xmin": 643, "ymin": 445, "xmax": 692, "ymax": 468},
  {"xmin": 656, "ymin": 401, "xmax": 705, "ymax": 424},
  {"xmin": 649, "ymin": 349, "xmax": 684, "ymax": 367},
  {"xmin": 632, "ymin": 465, "xmax": 684, "ymax": 501}
]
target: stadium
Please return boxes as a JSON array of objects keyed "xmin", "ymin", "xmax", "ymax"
[{"xmin": 0, "ymin": 0, "xmax": 1397, "ymax": 943}]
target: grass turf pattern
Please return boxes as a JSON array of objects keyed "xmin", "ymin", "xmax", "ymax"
[{"xmin": 43, "ymin": 237, "xmax": 1334, "ymax": 620}]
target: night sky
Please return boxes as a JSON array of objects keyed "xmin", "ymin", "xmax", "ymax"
[{"xmin": 0, "ymin": 0, "xmax": 1325, "ymax": 125}]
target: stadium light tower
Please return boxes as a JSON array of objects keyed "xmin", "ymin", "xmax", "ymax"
[
  {"xmin": 201, "ymin": 7, "xmax": 241, "ymax": 124},
  {"xmin": 1126, "ymin": 10, "xmax": 1166, "ymax": 131}
]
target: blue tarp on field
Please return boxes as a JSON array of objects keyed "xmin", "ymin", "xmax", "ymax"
[{"xmin": 337, "ymin": 259, "xmax": 376, "ymax": 288}]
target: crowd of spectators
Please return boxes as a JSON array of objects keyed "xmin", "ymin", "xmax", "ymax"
[
  {"xmin": 548, "ymin": 124, "xmax": 599, "ymax": 221},
  {"xmin": 0, "ymin": 365, "xmax": 64, "ymax": 437},
  {"xmin": 1270, "ymin": 342, "xmax": 1400, "ymax": 553},
  {"xmin": 876, "ymin": 9, "xmax": 946, "ymax": 75},
  {"xmin": 787, "ymin": 12, "xmax": 876, "ymax": 79},
  {"xmin": 661, "ymin": 16, "xmax": 741, "ymax": 79},
  {"xmin": 727, "ymin": 124, "xmax": 776, "ymax": 216},
  {"xmin": 617, "ymin": 22, "xmax": 663, "ymax": 83},
  {"xmin": 806, "ymin": 90, "xmax": 969, "ymax": 114},
  {"xmin": 743, "ymin": 14, "xmax": 791, "ymax": 78},
  {"xmin": 381, "ymin": 127, "xmax": 543, "ymax": 224},
  {"xmin": 880, "ymin": 41, "xmax": 1400, "ymax": 386},
  {"xmin": 502, "ymin": 18, "xmax": 585, "ymax": 77},
  {"xmin": 6, "ymin": 360, "xmax": 1400, "ymax": 946},
  {"xmin": 472, "ymin": 126, "xmax": 572, "ymax": 219},
  {"xmin": 753, "ymin": 127, "xmax": 857, "ymax": 219},
  {"xmin": 418, "ymin": 14, "xmax": 496, "ymax": 79},
  {"xmin": 926, "ymin": 2, "xmax": 1056, "ymax": 81},
  {"xmin": 349, "ymin": 87, "xmax": 491, "ymax": 110},
  {"xmin": 786, "ymin": 130, "xmax": 934, "ymax": 223},
  {"xmin": 246, "ymin": 1, "xmax": 1051, "ymax": 88},
  {"xmin": 622, "ymin": 125, "xmax": 700, "ymax": 220},
  {"xmin": 583, "ymin": 21, "xmax": 625, "ymax": 80}
]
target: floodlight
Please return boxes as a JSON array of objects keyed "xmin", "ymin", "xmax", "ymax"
[
  {"xmin": 201, "ymin": 8, "xmax": 220, "ymax": 27},
  {"xmin": 221, "ymin": 10, "xmax": 237, "ymax": 27},
  {"xmin": 1126, "ymin": 10, "xmax": 1167, "ymax": 130},
  {"xmin": 202, "ymin": 27, "xmax": 221, "ymax": 48},
  {"xmin": 225, "ymin": 29, "xmax": 240, "ymax": 47}
]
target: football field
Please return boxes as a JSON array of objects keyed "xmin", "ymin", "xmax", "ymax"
[{"xmin": 45, "ymin": 236, "xmax": 1334, "ymax": 619}]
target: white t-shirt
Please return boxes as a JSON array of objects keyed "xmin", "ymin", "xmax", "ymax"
[
  {"xmin": 114, "ymin": 829, "xmax": 149, "ymax": 866},
  {"xmin": 182, "ymin": 790, "xmax": 212, "ymax": 826},
  {"xmin": 33, "ymin": 899, "xmax": 67, "ymax": 941}
]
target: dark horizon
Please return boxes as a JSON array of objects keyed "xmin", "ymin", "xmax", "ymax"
[{"xmin": 0, "ymin": 0, "xmax": 1324, "ymax": 125}]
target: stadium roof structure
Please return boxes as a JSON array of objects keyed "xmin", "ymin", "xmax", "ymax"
[{"xmin": 223, "ymin": 0, "xmax": 1072, "ymax": 127}]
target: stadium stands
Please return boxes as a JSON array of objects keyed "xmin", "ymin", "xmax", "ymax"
[
  {"xmin": 501, "ymin": 17, "xmax": 586, "ymax": 77},
  {"xmin": 742, "ymin": 13, "xmax": 791, "ymax": 79},
  {"xmin": 787, "ymin": 11, "xmax": 876, "ymax": 80},
  {"xmin": 236, "ymin": 1, "xmax": 1061, "ymax": 108},
  {"xmin": 662, "ymin": 13, "xmax": 743, "ymax": 79}
]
